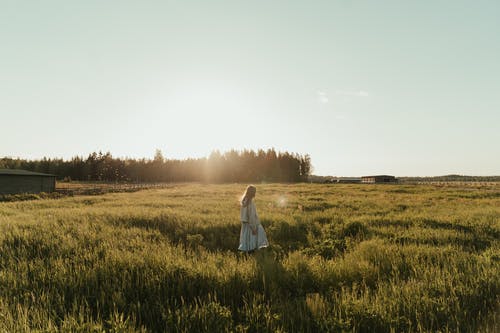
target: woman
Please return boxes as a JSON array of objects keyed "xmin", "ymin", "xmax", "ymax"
[{"xmin": 238, "ymin": 185, "xmax": 269, "ymax": 252}]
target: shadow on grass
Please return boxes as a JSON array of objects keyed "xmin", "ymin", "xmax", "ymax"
[
  {"xmin": 392, "ymin": 235, "xmax": 491, "ymax": 252},
  {"xmin": 106, "ymin": 215, "xmax": 240, "ymax": 252},
  {"xmin": 421, "ymin": 219, "xmax": 474, "ymax": 234}
]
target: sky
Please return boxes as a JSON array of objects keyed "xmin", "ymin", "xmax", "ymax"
[{"xmin": 1, "ymin": 0, "xmax": 499, "ymax": 176}]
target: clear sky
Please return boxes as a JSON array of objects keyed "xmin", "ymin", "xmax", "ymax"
[{"xmin": 1, "ymin": 0, "xmax": 499, "ymax": 176}]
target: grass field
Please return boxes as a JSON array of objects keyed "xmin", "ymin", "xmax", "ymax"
[{"xmin": 0, "ymin": 183, "xmax": 498, "ymax": 332}]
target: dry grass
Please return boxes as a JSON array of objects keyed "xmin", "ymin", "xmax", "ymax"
[{"xmin": 0, "ymin": 183, "xmax": 498, "ymax": 332}]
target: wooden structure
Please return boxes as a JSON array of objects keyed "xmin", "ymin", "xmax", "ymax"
[
  {"xmin": 0, "ymin": 169, "xmax": 56, "ymax": 195},
  {"xmin": 361, "ymin": 175, "xmax": 397, "ymax": 183},
  {"xmin": 336, "ymin": 177, "xmax": 362, "ymax": 184}
]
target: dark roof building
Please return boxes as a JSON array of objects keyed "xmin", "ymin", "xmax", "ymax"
[
  {"xmin": 336, "ymin": 177, "xmax": 362, "ymax": 184},
  {"xmin": 361, "ymin": 175, "xmax": 397, "ymax": 183},
  {"xmin": 0, "ymin": 169, "xmax": 56, "ymax": 195}
]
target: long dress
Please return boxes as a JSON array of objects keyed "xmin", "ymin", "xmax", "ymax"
[{"xmin": 238, "ymin": 200, "xmax": 269, "ymax": 252}]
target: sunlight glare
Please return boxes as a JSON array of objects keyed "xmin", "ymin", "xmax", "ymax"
[{"xmin": 277, "ymin": 195, "xmax": 287, "ymax": 208}]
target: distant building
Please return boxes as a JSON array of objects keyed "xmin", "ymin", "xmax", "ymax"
[
  {"xmin": 361, "ymin": 175, "xmax": 397, "ymax": 183},
  {"xmin": 0, "ymin": 169, "xmax": 56, "ymax": 195},
  {"xmin": 336, "ymin": 177, "xmax": 362, "ymax": 184}
]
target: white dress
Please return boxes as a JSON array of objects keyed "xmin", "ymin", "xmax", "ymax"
[{"xmin": 238, "ymin": 201, "xmax": 269, "ymax": 252}]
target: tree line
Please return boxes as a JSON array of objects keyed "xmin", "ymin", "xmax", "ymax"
[
  {"xmin": 400, "ymin": 175, "xmax": 500, "ymax": 182},
  {"xmin": 0, "ymin": 149, "xmax": 312, "ymax": 183}
]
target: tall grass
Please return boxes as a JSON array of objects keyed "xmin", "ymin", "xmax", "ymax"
[{"xmin": 0, "ymin": 183, "xmax": 498, "ymax": 332}]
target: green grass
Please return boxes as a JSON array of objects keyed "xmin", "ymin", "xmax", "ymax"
[{"xmin": 0, "ymin": 183, "xmax": 498, "ymax": 332}]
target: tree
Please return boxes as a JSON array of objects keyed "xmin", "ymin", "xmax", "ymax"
[{"xmin": 4, "ymin": 149, "xmax": 312, "ymax": 183}]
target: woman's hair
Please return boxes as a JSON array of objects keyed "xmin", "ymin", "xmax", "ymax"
[{"xmin": 241, "ymin": 185, "xmax": 256, "ymax": 207}]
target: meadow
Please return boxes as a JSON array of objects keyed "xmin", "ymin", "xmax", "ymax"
[{"xmin": 0, "ymin": 183, "xmax": 498, "ymax": 332}]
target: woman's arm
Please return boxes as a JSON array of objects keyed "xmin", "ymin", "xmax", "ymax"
[
  {"xmin": 240, "ymin": 205, "xmax": 249, "ymax": 223},
  {"xmin": 249, "ymin": 203, "xmax": 258, "ymax": 234}
]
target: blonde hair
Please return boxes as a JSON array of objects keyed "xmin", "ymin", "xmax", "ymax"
[{"xmin": 241, "ymin": 185, "xmax": 256, "ymax": 207}]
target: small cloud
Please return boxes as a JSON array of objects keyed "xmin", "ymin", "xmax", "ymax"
[
  {"xmin": 335, "ymin": 90, "xmax": 370, "ymax": 97},
  {"xmin": 317, "ymin": 90, "xmax": 329, "ymax": 104}
]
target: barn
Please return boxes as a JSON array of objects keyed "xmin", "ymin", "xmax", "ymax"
[
  {"xmin": 361, "ymin": 175, "xmax": 397, "ymax": 183},
  {"xmin": 0, "ymin": 169, "xmax": 56, "ymax": 195},
  {"xmin": 336, "ymin": 177, "xmax": 362, "ymax": 184}
]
